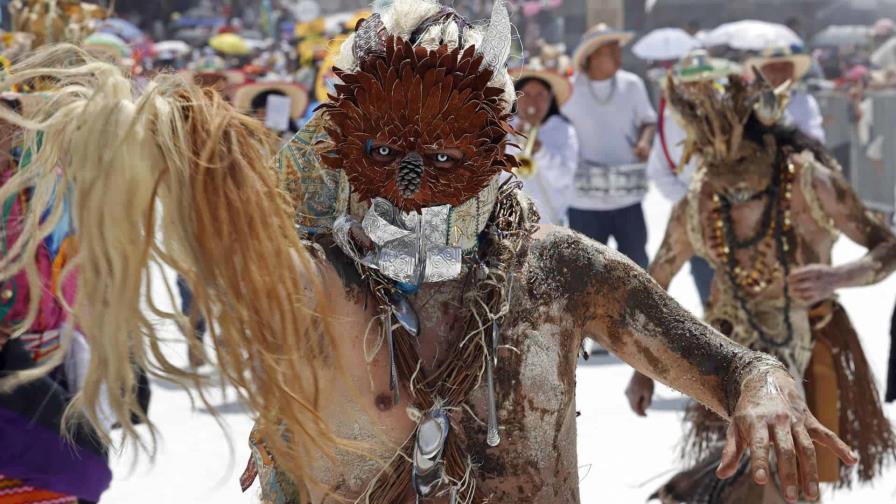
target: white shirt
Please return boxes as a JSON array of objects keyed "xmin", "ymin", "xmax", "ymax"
[
  {"xmin": 786, "ymin": 90, "xmax": 826, "ymax": 144},
  {"xmin": 562, "ymin": 70, "xmax": 657, "ymax": 211},
  {"xmin": 647, "ymin": 99, "xmax": 695, "ymax": 203},
  {"xmin": 509, "ymin": 115, "xmax": 579, "ymax": 226}
]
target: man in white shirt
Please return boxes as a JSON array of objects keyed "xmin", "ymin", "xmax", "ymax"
[
  {"xmin": 562, "ymin": 24, "xmax": 657, "ymax": 268},
  {"xmin": 745, "ymin": 46, "xmax": 826, "ymax": 144}
]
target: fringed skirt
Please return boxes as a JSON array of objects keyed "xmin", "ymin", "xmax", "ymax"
[{"xmin": 652, "ymin": 301, "xmax": 896, "ymax": 503}]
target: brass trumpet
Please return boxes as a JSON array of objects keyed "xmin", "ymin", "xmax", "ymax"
[{"xmin": 515, "ymin": 123, "xmax": 540, "ymax": 179}]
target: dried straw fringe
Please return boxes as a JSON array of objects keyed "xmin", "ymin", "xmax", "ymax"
[{"xmin": 0, "ymin": 44, "xmax": 352, "ymax": 494}]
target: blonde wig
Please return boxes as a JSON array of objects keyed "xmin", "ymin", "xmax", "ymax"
[{"xmin": 0, "ymin": 44, "xmax": 343, "ymax": 492}]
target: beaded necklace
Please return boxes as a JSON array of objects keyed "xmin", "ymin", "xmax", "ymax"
[{"xmin": 709, "ymin": 159, "xmax": 796, "ymax": 347}]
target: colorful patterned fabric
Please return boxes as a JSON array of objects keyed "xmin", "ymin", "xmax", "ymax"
[
  {"xmin": 0, "ymin": 165, "xmax": 77, "ymax": 336},
  {"xmin": 0, "ymin": 476, "xmax": 77, "ymax": 504},
  {"xmin": 276, "ymin": 115, "xmax": 349, "ymax": 235},
  {"xmin": 16, "ymin": 330, "xmax": 61, "ymax": 364}
]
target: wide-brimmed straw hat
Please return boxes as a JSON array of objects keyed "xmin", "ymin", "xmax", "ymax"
[
  {"xmin": 232, "ymin": 81, "xmax": 310, "ymax": 120},
  {"xmin": 510, "ymin": 65, "xmax": 572, "ymax": 105},
  {"xmin": 744, "ymin": 45, "xmax": 812, "ymax": 82},
  {"xmin": 572, "ymin": 23, "xmax": 634, "ymax": 71},
  {"xmin": 673, "ymin": 49, "xmax": 741, "ymax": 83}
]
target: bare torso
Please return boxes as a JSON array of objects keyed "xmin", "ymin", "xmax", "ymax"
[
  {"xmin": 688, "ymin": 165, "xmax": 838, "ymax": 307},
  {"xmin": 305, "ymin": 236, "xmax": 582, "ymax": 503}
]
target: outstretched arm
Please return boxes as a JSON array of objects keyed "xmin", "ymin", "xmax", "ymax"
[
  {"xmin": 529, "ymin": 230, "xmax": 855, "ymax": 501},
  {"xmin": 789, "ymin": 160, "xmax": 896, "ymax": 304}
]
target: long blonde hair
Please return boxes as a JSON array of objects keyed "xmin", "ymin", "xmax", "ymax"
[{"xmin": 0, "ymin": 44, "xmax": 341, "ymax": 494}]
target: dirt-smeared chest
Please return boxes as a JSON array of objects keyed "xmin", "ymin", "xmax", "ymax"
[{"xmin": 310, "ymin": 263, "xmax": 582, "ymax": 503}]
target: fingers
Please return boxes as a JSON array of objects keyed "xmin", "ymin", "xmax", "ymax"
[
  {"xmin": 807, "ymin": 418, "xmax": 858, "ymax": 466},
  {"xmin": 794, "ymin": 424, "xmax": 820, "ymax": 501},
  {"xmin": 717, "ymin": 421, "xmax": 745, "ymax": 479},
  {"xmin": 625, "ymin": 387, "xmax": 641, "ymax": 416},
  {"xmin": 636, "ymin": 395, "xmax": 648, "ymax": 417},
  {"xmin": 749, "ymin": 419, "xmax": 771, "ymax": 485},
  {"xmin": 626, "ymin": 389, "xmax": 649, "ymax": 417},
  {"xmin": 771, "ymin": 422, "xmax": 800, "ymax": 502}
]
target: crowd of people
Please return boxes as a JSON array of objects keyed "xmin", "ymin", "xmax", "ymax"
[{"xmin": 1, "ymin": 1, "xmax": 896, "ymax": 504}]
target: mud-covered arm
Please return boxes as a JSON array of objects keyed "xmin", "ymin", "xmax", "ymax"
[
  {"xmin": 817, "ymin": 163, "xmax": 896, "ymax": 286},
  {"xmin": 789, "ymin": 161, "xmax": 896, "ymax": 305},
  {"xmin": 529, "ymin": 229, "xmax": 767, "ymax": 418},
  {"xmin": 530, "ymin": 230, "xmax": 857, "ymax": 498},
  {"xmin": 649, "ymin": 199, "xmax": 694, "ymax": 290}
]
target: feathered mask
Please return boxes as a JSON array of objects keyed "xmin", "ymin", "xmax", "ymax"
[
  {"xmin": 667, "ymin": 69, "xmax": 791, "ymax": 169},
  {"xmin": 318, "ymin": 10, "xmax": 517, "ymax": 213}
]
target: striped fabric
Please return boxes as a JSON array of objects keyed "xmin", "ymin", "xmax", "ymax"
[
  {"xmin": 16, "ymin": 330, "xmax": 61, "ymax": 364},
  {"xmin": 0, "ymin": 476, "xmax": 77, "ymax": 504}
]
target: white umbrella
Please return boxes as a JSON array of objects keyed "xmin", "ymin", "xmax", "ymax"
[
  {"xmin": 703, "ymin": 20, "xmax": 802, "ymax": 51},
  {"xmin": 632, "ymin": 27, "xmax": 701, "ymax": 61},
  {"xmin": 155, "ymin": 40, "xmax": 192, "ymax": 56}
]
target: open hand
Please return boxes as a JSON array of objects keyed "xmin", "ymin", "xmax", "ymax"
[
  {"xmin": 625, "ymin": 371, "xmax": 654, "ymax": 417},
  {"xmin": 788, "ymin": 264, "xmax": 840, "ymax": 305},
  {"xmin": 716, "ymin": 368, "xmax": 857, "ymax": 502}
]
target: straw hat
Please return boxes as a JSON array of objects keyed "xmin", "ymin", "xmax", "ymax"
[
  {"xmin": 232, "ymin": 82, "xmax": 310, "ymax": 120},
  {"xmin": 673, "ymin": 49, "xmax": 741, "ymax": 83},
  {"xmin": 744, "ymin": 45, "xmax": 812, "ymax": 82},
  {"xmin": 510, "ymin": 66, "xmax": 572, "ymax": 105},
  {"xmin": 572, "ymin": 23, "xmax": 634, "ymax": 71}
]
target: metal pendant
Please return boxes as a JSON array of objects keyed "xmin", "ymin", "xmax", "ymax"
[
  {"xmin": 385, "ymin": 308, "xmax": 400, "ymax": 405},
  {"xmin": 413, "ymin": 409, "xmax": 450, "ymax": 498},
  {"xmin": 486, "ymin": 320, "xmax": 500, "ymax": 447},
  {"xmin": 389, "ymin": 292, "xmax": 419, "ymax": 337},
  {"xmin": 490, "ymin": 318, "xmax": 500, "ymax": 366},
  {"xmin": 413, "ymin": 214, "xmax": 427, "ymax": 288}
]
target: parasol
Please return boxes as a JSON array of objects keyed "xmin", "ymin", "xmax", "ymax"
[
  {"xmin": 811, "ymin": 25, "xmax": 872, "ymax": 48},
  {"xmin": 703, "ymin": 20, "xmax": 802, "ymax": 51},
  {"xmin": 632, "ymin": 28, "xmax": 701, "ymax": 61},
  {"xmin": 155, "ymin": 40, "xmax": 191, "ymax": 56},
  {"xmin": 97, "ymin": 18, "xmax": 144, "ymax": 43},
  {"xmin": 209, "ymin": 33, "xmax": 251, "ymax": 56}
]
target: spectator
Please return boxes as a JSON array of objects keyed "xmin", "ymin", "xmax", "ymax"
[
  {"xmin": 509, "ymin": 65, "xmax": 578, "ymax": 226},
  {"xmin": 746, "ymin": 45, "xmax": 827, "ymax": 143},
  {"xmin": 562, "ymin": 23, "xmax": 657, "ymax": 269}
]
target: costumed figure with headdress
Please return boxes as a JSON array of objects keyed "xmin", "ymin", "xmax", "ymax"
[
  {"xmin": 626, "ymin": 66, "xmax": 896, "ymax": 504},
  {"xmin": 0, "ymin": 1, "xmax": 861, "ymax": 503}
]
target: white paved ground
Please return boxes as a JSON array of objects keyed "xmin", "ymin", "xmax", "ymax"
[{"xmin": 102, "ymin": 188, "xmax": 896, "ymax": 503}]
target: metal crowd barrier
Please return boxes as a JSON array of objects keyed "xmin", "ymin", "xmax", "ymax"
[{"xmin": 816, "ymin": 90, "xmax": 896, "ymax": 213}]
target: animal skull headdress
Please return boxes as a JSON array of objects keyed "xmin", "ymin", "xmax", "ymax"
[
  {"xmin": 318, "ymin": 0, "xmax": 518, "ymax": 213},
  {"xmin": 667, "ymin": 69, "xmax": 791, "ymax": 169}
]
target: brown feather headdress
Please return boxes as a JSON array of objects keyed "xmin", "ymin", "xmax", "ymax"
[{"xmin": 318, "ymin": 35, "xmax": 518, "ymax": 213}]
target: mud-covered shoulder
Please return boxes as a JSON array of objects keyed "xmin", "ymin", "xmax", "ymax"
[{"xmin": 524, "ymin": 227, "xmax": 646, "ymax": 324}]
